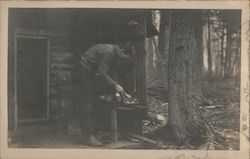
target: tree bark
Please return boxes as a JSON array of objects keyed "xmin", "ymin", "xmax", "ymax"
[
  {"xmin": 168, "ymin": 10, "xmax": 208, "ymax": 145},
  {"xmin": 158, "ymin": 10, "xmax": 171, "ymax": 98}
]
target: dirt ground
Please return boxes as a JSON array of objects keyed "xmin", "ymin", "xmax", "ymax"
[{"xmin": 8, "ymin": 80, "xmax": 240, "ymax": 149}]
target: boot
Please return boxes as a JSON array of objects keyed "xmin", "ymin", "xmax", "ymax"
[{"xmin": 87, "ymin": 135, "xmax": 104, "ymax": 146}]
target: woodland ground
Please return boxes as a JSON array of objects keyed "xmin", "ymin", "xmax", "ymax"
[
  {"xmin": 145, "ymin": 78, "xmax": 240, "ymax": 150},
  {"xmin": 8, "ymin": 79, "xmax": 240, "ymax": 149}
]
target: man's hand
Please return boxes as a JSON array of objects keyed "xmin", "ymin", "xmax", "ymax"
[{"xmin": 115, "ymin": 84, "xmax": 125, "ymax": 94}]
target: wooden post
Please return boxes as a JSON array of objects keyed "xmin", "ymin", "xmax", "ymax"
[
  {"xmin": 46, "ymin": 39, "xmax": 50, "ymax": 121},
  {"xmin": 134, "ymin": 16, "xmax": 147, "ymax": 105},
  {"xmin": 14, "ymin": 30, "xmax": 18, "ymax": 131},
  {"xmin": 110, "ymin": 108, "xmax": 118, "ymax": 142},
  {"xmin": 134, "ymin": 41, "xmax": 146, "ymax": 104},
  {"xmin": 132, "ymin": 13, "xmax": 147, "ymax": 133},
  {"xmin": 8, "ymin": 11, "xmax": 17, "ymax": 131}
]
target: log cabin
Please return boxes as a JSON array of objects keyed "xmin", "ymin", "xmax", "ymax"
[{"xmin": 8, "ymin": 8, "xmax": 158, "ymax": 139}]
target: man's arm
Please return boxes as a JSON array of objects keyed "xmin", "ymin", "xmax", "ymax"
[{"xmin": 97, "ymin": 52, "xmax": 120, "ymax": 90}]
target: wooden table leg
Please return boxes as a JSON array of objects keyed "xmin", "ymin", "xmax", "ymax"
[{"xmin": 111, "ymin": 108, "xmax": 118, "ymax": 142}]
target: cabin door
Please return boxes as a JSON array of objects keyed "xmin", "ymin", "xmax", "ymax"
[{"xmin": 16, "ymin": 38, "xmax": 48, "ymax": 121}]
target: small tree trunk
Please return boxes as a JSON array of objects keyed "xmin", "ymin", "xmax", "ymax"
[
  {"xmin": 168, "ymin": 10, "xmax": 209, "ymax": 145},
  {"xmin": 220, "ymin": 26, "xmax": 225, "ymax": 77},
  {"xmin": 145, "ymin": 38, "xmax": 155, "ymax": 87},
  {"xmin": 207, "ymin": 14, "xmax": 212, "ymax": 75},
  {"xmin": 215, "ymin": 36, "xmax": 221, "ymax": 77},
  {"xmin": 158, "ymin": 10, "xmax": 171, "ymax": 98},
  {"xmin": 224, "ymin": 25, "xmax": 232, "ymax": 78},
  {"xmin": 234, "ymin": 33, "xmax": 241, "ymax": 86}
]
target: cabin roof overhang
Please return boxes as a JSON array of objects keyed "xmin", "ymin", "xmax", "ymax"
[{"xmin": 9, "ymin": 8, "xmax": 158, "ymax": 42}]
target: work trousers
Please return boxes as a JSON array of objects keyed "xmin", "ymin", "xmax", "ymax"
[{"xmin": 72, "ymin": 62, "xmax": 97, "ymax": 135}]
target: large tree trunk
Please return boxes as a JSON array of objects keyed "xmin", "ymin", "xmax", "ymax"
[{"xmin": 168, "ymin": 10, "xmax": 208, "ymax": 145}]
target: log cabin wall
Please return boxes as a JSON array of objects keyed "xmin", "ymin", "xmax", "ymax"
[
  {"xmin": 47, "ymin": 32, "xmax": 74, "ymax": 120},
  {"xmin": 8, "ymin": 27, "xmax": 77, "ymax": 130}
]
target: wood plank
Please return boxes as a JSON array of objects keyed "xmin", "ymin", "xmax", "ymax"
[
  {"xmin": 16, "ymin": 28, "xmax": 70, "ymax": 37},
  {"xmin": 127, "ymin": 133, "xmax": 159, "ymax": 145},
  {"xmin": 126, "ymin": 133, "xmax": 168, "ymax": 148},
  {"xmin": 106, "ymin": 140, "xmax": 143, "ymax": 149}
]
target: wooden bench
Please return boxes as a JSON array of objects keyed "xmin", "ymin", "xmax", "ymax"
[{"xmin": 107, "ymin": 103, "xmax": 147, "ymax": 142}]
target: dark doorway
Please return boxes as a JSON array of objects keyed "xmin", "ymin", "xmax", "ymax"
[{"xmin": 16, "ymin": 38, "xmax": 48, "ymax": 120}]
